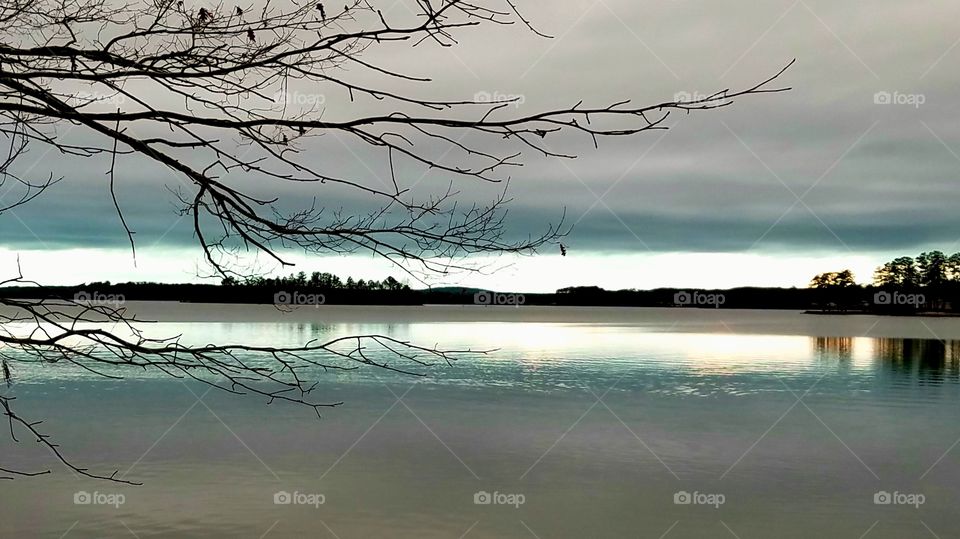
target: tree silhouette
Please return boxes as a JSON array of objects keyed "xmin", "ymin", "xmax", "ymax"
[
  {"xmin": 874, "ymin": 257, "xmax": 920, "ymax": 288},
  {"xmin": 810, "ymin": 270, "xmax": 856, "ymax": 289},
  {"xmin": 917, "ymin": 251, "xmax": 948, "ymax": 289}
]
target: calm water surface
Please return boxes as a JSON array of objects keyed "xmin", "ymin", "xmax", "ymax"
[{"xmin": 2, "ymin": 310, "xmax": 960, "ymax": 538}]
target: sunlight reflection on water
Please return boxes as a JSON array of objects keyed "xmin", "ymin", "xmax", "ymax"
[{"xmin": 3, "ymin": 316, "xmax": 960, "ymax": 538}]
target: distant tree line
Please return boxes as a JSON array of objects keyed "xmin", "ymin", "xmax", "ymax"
[
  {"xmin": 220, "ymin": 272, "xmax": 411, "ymax": 292},
  {"xmin": 811, "ymin": 251, "xmax": 960, "ymax": 290},
  {"xmin": 809, "ymin": 251, "xmax": 960, "ymax": 313},
  {"xmin": 873, "ymin": 251, "xmax": 960, "ymax": 289}
]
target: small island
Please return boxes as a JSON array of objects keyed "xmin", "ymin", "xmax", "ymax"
[{"xmin": 805, "ymin": 250, "xmax": 960, "ymax": 316}]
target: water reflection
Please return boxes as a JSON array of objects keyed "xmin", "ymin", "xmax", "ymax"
[
  {"xmin": 812, "ymin": 336, "xmax": 854, "ymax": 361},
  {"xmin": 11, "ymin": 324, "xmax": 960, "ymax": 538},
  {"xmin": 872, "ymin": 338, "xmax": 960, "ymax": 383},
  {"xmin": 809, "ymin": 335, "xmax": 960, "ymax": 384},
  {"xmin": 15, "ymin": 322, "xmax": 960, "ymax": 393}
]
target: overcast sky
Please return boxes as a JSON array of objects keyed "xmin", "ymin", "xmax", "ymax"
[{"xmin": 2, "ymin": 0, "xmax": 959, "ymax": 292}]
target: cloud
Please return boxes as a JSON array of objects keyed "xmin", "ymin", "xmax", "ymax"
[{"xmin": 3, "ymin": 0, "xmax": 960, "ymax": 281}]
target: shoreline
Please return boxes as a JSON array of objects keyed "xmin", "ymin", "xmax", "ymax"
[{"xmin": 803, "ymin": 309, "xmax": 960, "ymax": 318}]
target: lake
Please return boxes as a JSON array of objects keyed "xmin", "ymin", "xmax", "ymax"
[{"xmin": 2, "ymin": 305, "xmax": 959, "ymax": 538}]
